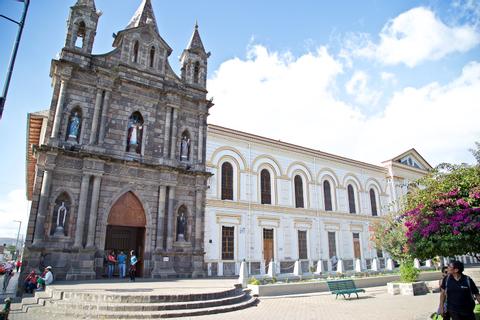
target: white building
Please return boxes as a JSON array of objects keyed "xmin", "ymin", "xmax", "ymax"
[{"xmin": 204, "ymin": 124, "xmax": 432, "ymax": 276}]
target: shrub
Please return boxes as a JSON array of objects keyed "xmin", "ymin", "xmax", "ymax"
[
  {"xmin": 248, "ymin": 277, "xmax": 260, "ymax": 285},
  {"xmin": 399, "ymin": 260, "xmax": 419, "ymax": 283}
]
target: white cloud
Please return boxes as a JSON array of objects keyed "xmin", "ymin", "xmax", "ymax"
[
  {"xmin": 0, "ymin": 189, "xmax": 30, "ymax": 240},
  {"xmin": 345, "ymin": 71, "xmax": 382, "ymax": 106},
  {"xmin": 380, "ymin": 72, "xmax": 396, "ymax": 83},
  {"xmin": 352, "ymin": 7, "xmax": 480, "ymax": 67},
  {"xmin": 208, "ymin": 44, "xmax": 480, "ymax": 165}
]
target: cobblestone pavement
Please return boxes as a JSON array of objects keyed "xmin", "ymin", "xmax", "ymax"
[
  {"xmin": 194, "ymin": 287, "xmax": 440, "ymax": 320},
  {"xmin": 10, "ymin": 266, "xmax": 480, "ymax": 320},
  {"xmin": 10, "ymin": 285, "xmax": 441, "ymax": 320}
]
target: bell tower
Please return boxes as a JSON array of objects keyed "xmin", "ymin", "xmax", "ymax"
[
  {"xmin": 64, "ymin": 0, "xmax": 100, "ymax": 54},
  {"xmin": 180, "ymin": 22, "xmax": 210, "ymax": 88}
]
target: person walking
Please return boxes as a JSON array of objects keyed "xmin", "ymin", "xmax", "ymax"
[
  {"xmin": 438, "ymin": 260, "xmax": 480, "ymax": 320},
  {"xmin": 107, "ymin": 251, "xmax": 117, "ymax": 278},
  {"xmin": 15, "ymin": 260, "xmax": 22, "ymax": 273},
  {"xmin": 129, "ymin": 250, "xmax": 138, "ymax": 282},
  {"xmin": 2, "ymin": 269, "xmax": 13, "ymax": 292},
  {"xmin": 117, "ymin": 251, "xmax": 127, "ymax": 279}
]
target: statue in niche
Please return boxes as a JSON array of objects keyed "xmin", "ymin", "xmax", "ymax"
[
  {"xmin": 67, "ymin": 111, "xmax": 81, "ymax": 141},
  {"xmin": 54, "ymin": 202, "xmax": 68, "ymax": 236},
  {"xmin": 180, "ymin": 135, "xmax": 190, "ymax": 161},
  {"xmin": 127, "ymin": 114, "xmax": 143, "ymax": 153},
  {"xmin": 176, "ymin": 211, "xmax": 187, "ymax": 241}
]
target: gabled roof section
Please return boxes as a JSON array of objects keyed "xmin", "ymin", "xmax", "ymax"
[
  {"xmin": 126, "ymin": 0, "xmax": 159, "ymax": 34},
  {"xmin": 384, "ymin": 148, "xmax": 433, "ymax": 171},
  {"xmin": 186, "ymin": 22, "xmax": 206, "ymax": 54},
  {"xmin": 26, "ymin": 110, "xmax": 49, "ymax": 200}
]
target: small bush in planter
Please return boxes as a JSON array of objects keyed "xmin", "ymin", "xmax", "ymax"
[
  {"xmin": 248, "ymin": 277, "xmax": 261, "ymax": 285},
  {"xmin": 399, "ymin": 260, "xmax": 419, "ymax": 282}
]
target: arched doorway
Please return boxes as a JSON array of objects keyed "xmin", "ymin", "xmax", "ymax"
[{"xmin": 105, "ymin": 192, "xmax": 146, "ymax": 277}]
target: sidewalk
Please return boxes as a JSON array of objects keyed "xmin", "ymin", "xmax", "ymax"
[{"xmin": 0, "ymin": 271, "xmax": 20, "ymax": 303}]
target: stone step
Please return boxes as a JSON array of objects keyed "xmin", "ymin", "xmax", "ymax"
[
  {"xmin": 47, "ymin": 290, "xmax": 249, "ymax": 312},
  {"xmin": 41, "ymin": 294, "xmax": 259, "ymax": 319},
  {"xmin": 59, "ymin": 287, "xmax": 240, "ymax": 303}
]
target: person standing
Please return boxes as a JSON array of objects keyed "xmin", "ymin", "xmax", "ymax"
[
  {"xmin": 15, "ymin": 260, "xmax": 22, "ymax": 273},
  {"xmin": 438, "ymin": 260, "xmax": 480, "ymax": 320},
  {"xmin": 2, "ymin": 269, "xmax": 12, "ymax": 292},
  {"xmin": 129, "ymin": 250, "xmax": 138, "ymax": 282},
  {"xmin": 107, "ymin": 251, "xmax": 117, "ymax": 278},
  {"xmin": 117, "ymin": 251, "xmax": 127, "ymax": 279}
]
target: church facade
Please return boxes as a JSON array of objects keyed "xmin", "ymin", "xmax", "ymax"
[
  {"xmin": 24, "ymin": 0, "xmax": 211, "ymax": 280},
  {"xmin": 24, "ymin": 0, "xmax": 432, "ymax": 280}
]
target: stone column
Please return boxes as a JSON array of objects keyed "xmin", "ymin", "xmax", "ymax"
[
  {"xmin": 194, "ymin": 189, "xmax": 203, "ymax": 250},
  {"xmin": 50, "ymin": 78, "xmax": 68, "ymax": 139},
  {"xmin": 32, "ymin": 169, "xmax": 53, "ymax": 245},
  {"xmin": 74, "ymin": 173, "xmax": 91, "ymax": 248},
  {"xmin": 197, "ymin": 115, "xmax": 204, "ymax": 163},
  {"xmin": 166, "ymin": 186, "xmax": 176, "ymax": 250},
  {"xmin": 170, "ymin": 108, "xmax": 178, "ymax": 160},
  {"xmin": 98, "ymin": 90, "xmax": 111, "ymax": 144},
  {"xmin": 89, "ymin": 89, "xmax": 103, "ymax": 144},
  {"xmin": 163, "ymin": 107, "xmax": 172, "ymax": 157},
  {"xmin": 86, "ymin": 175, "xmax": 102, "ymax": 248},
  {"xmin": 155, "ymin": 186, "xmax": 167, "ymax": 250}
]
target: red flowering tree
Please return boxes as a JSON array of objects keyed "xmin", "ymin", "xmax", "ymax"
[{"xmin": 401, "ymin": 164, "xmax": 480, "ymax": 260}]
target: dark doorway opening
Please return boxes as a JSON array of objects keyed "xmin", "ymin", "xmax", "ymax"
[{"xmin": 105, "ymin": 225, "xmax": 145, "ymax": 277}]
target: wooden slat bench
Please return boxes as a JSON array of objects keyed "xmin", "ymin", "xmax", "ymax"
[{"xmin": 326, "ymin": 279, "xmax": 365, "ymax": 299}]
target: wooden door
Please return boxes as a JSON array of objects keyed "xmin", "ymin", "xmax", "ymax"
[
  {"xmin": 353, "ymin": 233, "xmax": 361, "ymax": 259},
  {"xmin": 263, "ymin": 228, "xmax": 274, "ymax": 264}
]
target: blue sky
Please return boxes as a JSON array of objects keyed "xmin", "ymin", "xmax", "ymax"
[{"xmin": 0, "ymin": 0, "xmax": 479, "ymax": 238}]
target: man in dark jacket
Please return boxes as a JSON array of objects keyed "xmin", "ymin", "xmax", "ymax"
[{"xmin": 438, "ymin": 260, "xmax": 480, "ymax": 320}]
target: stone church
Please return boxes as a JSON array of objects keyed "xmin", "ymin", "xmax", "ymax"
[
  {"xmin": 25, "ymin": 0, "xmax": 433, "ymax": 281},
  {"xmin": 24, "ymin": 0, "xmax": 211, "ymax": 280}
]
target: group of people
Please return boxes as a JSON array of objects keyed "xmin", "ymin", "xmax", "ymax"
[
  {"xmin": 436, "ymin": 260, "xmax": 480, "ymax": 320},
  {"xmin": 23, "ymin": 266, "xmax": 53, "ymax": 294},
  {"xmin": 106, "ymin": 250, "xmax": 138, "ymax": 281}
]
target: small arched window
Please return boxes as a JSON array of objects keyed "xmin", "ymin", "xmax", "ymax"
[
  {"xmin": 260, "ymin": 169, "xmax": 271, "ymax": 204},
  {"xmin": 294, "ymin": 175, "xmax": 304, "ymax": 208},
  {"xmin": 50, "ymin": 192, "xmax": 71, "ymax": 236},
  {"xmin": 66, "ymin": 108, "xmax": 82, "ymax": 143},
  {"xmin": 75, "ymin": 21, "xmax": 86, "ymax": 48},
  {"xmin": 370, "ymin": 188, "xmax": 378, "ymax": 216},
  {"xmin": 149, "ymin": 46, "xmax": 155, "ymax": 68},
  {"xmin": 221, "ymin": 162, "xmax": 234, "ymax": 200},
  {"xmin": 193, "ymin": 61, "xmax": 200, "ymax": 84},
  {"xmin": 133, "ymin": 41, "xmax": 139, "ymax": 63},
  {"xmin": 347, "ymin": 184, "xmax": 356, "ymax": 214},
  {"xmin": 126, "ymin": 112, "xmax": 144, "ymax": 154},
  {"xmin": 323, "ymin": 180, "xmax": 332, "ymax": 211}
]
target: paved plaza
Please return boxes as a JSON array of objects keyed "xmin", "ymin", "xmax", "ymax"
[
  {"xmin": 7, "ymin": 278, "xmax": 446, "ymax": 320},
  {"xmin": 6, "ymin": 266, "xmax": 480, "ymax": 320}
]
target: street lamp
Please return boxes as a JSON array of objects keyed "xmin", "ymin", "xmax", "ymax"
[
  {"xmin": 13, "ymin": 220, "xmax": 22, "ymax": 261},
  {"xmin": 0, "ymin": 0, "xmax": 30, "ymax": 120}
]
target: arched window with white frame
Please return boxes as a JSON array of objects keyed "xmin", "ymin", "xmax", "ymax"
[
  {"xmin": 370, "ymin": 188, "xmax": 378, "ymax": 216},
  {"xmin": 347, "ymin": 184, "xmax": 356, "ymax": 214},
  {"xmin": 221, "ymin": 162, "xmax": 234, "ymax": 200},
  {"xmin": 323, "ymin": 180, "xmax": 333, "ymax": 211},
  {"xmin": 294, "ymin": 175, "xmax": 304, "ymax": 208},
  {"xmin": 260, "ymin": 169, "xmax": 271, "ymax": 204}
]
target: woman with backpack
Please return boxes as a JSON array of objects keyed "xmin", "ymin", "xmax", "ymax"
[{"xmin": 438, "ymin": 260, "xmax": 480, "ymax": 320}]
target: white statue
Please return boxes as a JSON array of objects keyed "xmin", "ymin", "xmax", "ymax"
[
  {"xmin": 180, "ymin": 135, "xmax": 190, "ymax": 161},
  {"xmin": 54, "ymin": 202, "xmax": 67, "ymax": 236}
]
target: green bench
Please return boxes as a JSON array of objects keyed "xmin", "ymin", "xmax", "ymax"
[{"xmin": 326, "ymin": 279, "xmax": 365, "ymax": 299}]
